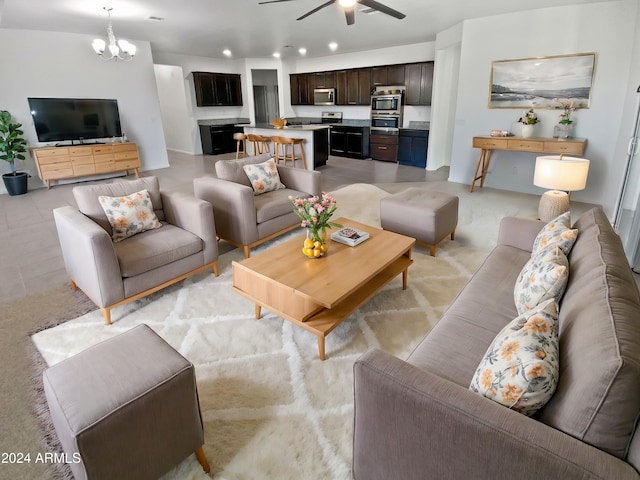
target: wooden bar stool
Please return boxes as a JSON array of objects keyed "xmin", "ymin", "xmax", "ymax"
[
  {"xmin": 276, "ymin": 137, "xmax": 306, "ymax": 168},
  {"xmin": 271, "ymin": 136, "xmax": 288, "ymax": 165},
  {"xmin": 233, "ymin": 132, "xmax": 247, "ymax": 159},
  {"xmin": 247, "ymin": 134, "xmax": 271, "ymax": 156}
]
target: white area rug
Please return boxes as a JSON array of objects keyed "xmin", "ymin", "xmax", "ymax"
[{"xmin": 32, "ymin": 184, "xmax": 488, "ymax": 480}]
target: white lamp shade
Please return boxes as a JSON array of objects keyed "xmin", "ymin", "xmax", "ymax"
[
  {"xmin": 92, "ymin": 38, "xmax": 106, "ymax": 54},
  {"xmin": 534, "ymin": 156, "xmax": 590, "ymax": 192}
]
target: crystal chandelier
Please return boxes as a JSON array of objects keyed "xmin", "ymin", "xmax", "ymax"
[{"xmin": 92, "ymin": 7, "xmax": 136, "ymax": 61}]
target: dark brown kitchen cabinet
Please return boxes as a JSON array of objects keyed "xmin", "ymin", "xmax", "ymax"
[
  {"xmin": 371, "ymin": 66, "xmax": 388, "ymax": 86},
  {"xmin": 387, "ymin": 64, "xmax": 405, "ymax": 85},
  {"xmin": 193, "ymin": 72, "xmax": 242, "ymax": 107},
  {"xmin": 336, "ymin": 70, "xmax": 348, "ymax": 105},
  {"xmin": 315, "ymin": 71, "xmax": 336, "ymax": 89},
  {"xmin": 290, "ymin": 73, "xmax": 317, "ymax": 105},
  {"xmin": 370, "ymin": 133, "xmax": 398, "ymax": 162},
  {"xmin": 404, "ymin": 62, "xmax": 434, "ymax": 106},
  {"xmin": 341, "ymin": 68, "xmax": 371, "ymax": 106}
]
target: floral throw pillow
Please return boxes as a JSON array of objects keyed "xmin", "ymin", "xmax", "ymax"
[
  {"xmin": 514, "ymin": 245, "xmax": 569, "ymax": 315},
  {"xmin": 469, "ymin": 299, "xmax": 560, "ymax": 416},
  {"xmin": 532, "ymin": 211, "xmax": 578, "ymax": 257},
  {"xmin": 98, "ymin": 189, "xmax": 162, "ymax": 242},
  {"xmin": 242, "ymin": 158, "xmax": 286, "ymax": 195}
]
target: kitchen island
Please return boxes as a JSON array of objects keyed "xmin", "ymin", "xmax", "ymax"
[{"xmin": 239, "ymin": 124, "xmax": 329, "ymax": 169}]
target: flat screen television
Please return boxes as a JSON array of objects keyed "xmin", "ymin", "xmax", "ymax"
[{"xmin": 28, "ymin": 97, "xmax": 122, "ymax": 143}]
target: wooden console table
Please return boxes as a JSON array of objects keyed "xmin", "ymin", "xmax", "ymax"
[
  {"xmin": 31, "ymin": 142, "xmax": 140, "ymax": 189},
  {"xmin": 470, "ymin": 136, "xmax": 587, "ymax": 192}
]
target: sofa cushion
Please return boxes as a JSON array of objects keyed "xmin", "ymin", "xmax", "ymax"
[
  {"xmin": 531, "ymin": 211, "xmax": 578, "ymax": 256},
  {"xmin": 243, "ymin": 158, "xmax": 286, "ymax": 195},
  {"xmin": 114, "ymin": 223, "xmax": 203, "ymax": 277},
  {"xmin": 99, "ymin": 189, "xmax": 163, "ymax": 242},
  {"xmin": 73, "ymin": 176, "xmax": 165, "ymax": 235},
  {"xmin": 254, "ymin": 188, "xmax": 308, "ymax": 224},
  {"xmin": 215, "ymin": 153, "xmax": 273, "ymax": 188},
  {"xmin": 514, "ymin": 245, "xmax": 569, "ymax": 314},
  {"xmin": 537, "ymin": 207, "xmax": 640, "ymax": 459},
  {"xmin": 470, "ymin": 298, "xmax": 560, "ymax": 416}
]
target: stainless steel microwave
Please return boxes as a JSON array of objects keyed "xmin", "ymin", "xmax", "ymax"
[
  {"xmin": 371, "ymin": 94, "xmax": 402, "ymax": 113},
  {"xmin": 314, "ymin": 88, "xmax": 335, "ymax": 105}
]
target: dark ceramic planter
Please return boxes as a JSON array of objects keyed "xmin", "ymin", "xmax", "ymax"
[{"xmin": 2, "ymin": 172, "xmax": 28, "ymax": 196}]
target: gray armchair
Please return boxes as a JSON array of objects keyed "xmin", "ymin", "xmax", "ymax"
[
  {"xmin": 53, "ymin": 176, "xmax": 219, "ymax": 325},
  {"xmin": 193, "ymin": 153, "xmax": 321, "ymax": 258}
]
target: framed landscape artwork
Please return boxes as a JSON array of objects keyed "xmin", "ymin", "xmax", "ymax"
[{"xmin": 489, "ymin": 52, "xmax": 596, "ymax": 109}]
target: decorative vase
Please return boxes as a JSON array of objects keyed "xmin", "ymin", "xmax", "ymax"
[
  {"xmin": 302, "ymin": 227, "xmax": 328, "ymax": 258},
  {"xmin": 556, "ymin": 123, "xmax": 571, "ymax": 139},
  {"xmin": 521, "ymin": 124, "xmax": 535, "ymax": 139}
]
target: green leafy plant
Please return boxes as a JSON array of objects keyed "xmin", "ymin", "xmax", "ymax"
[{"xmin": 0, "ymin": 110, "xmax": 28, "ymax": 175}]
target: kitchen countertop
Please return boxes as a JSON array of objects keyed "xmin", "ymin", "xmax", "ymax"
[
  {"xmin": 198, "ymin": 117, "xmax": 250, "ymax": 126},
  {"xmin": 239, "ymin": 123, "xmax": 330, "ymax": 131}
]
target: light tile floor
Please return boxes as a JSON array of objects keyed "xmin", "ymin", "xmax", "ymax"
[{"xmin": 0, "ymin": 150, "xmax": 621, "ymax": 305}]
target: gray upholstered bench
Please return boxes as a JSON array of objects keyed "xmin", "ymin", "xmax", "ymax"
[
  {"xmin": 380, "ymin": 188, "xmax": 458, "ymax": 256},
  {"xmin": 42, "ymin": 324, "xmax": 210, "ymax": 480}
]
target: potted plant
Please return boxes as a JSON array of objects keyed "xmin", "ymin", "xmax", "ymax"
[{"xmin": 0, "ymin": 110, "xmax": 28, "ymax": 195}]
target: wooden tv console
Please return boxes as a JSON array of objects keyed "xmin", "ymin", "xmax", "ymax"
[{"xmin": 31, "ymin": 142, "xmax": 140, "ymax": 189}]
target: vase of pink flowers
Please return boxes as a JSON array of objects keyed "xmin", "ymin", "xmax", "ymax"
[
  {"xmin": 553, "ymin": 98, "xmax": 576, "ymax": 138},
  {"xmin": 289, "ymin": 192, "xmax": 341, "ymax": 258}
]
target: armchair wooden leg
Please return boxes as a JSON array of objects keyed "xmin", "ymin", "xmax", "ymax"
[
  {"xmin": 213, "ymin": 261, "xmax": 219, "ymax": 277},
  {"xmin": 70, "ymin": 279, "xmax": 77, "ymax": 290},
  {"xmin": 243, "ymin": 246, "xmax": 251, "ymax": 258},
  {"xmin": 451, "ymin": 229, "xmax": 456, "ymax": 241},
  {"xmin": 195, "ymin": 446, "xmax": 211, "ymax": 473},
  {"xmin": 101, "ymin": 307, "xmax": 112, "ymax": 325}
]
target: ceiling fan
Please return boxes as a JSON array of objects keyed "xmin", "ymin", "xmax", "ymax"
[{"xmin": 258, "ymin": 0, "xmax": 406, "ymax": 26}]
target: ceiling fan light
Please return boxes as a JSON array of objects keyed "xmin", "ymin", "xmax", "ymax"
[
  {"xmin": 92, "ymin": 38, "xmax": 106, "ymax": 54},
  {"xmin": 338, "ymin": 0, "xmax": 357, "ymax": 7}
]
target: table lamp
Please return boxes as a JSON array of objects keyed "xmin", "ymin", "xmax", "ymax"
[{"xmin": 534, "ymin": 155, "xmax": 590, "ymax": 222}]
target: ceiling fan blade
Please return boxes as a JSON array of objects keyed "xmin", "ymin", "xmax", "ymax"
[
  {"xmin": 297, "ymin": 0, "xmax": 336, "ymax": 21},
  {"xmin": 358, "ymin": 0, "xmax": 406, "ymax": 19},
  {"xmin": 345, "ymin": 8, "xmax": 355, "ymax": 25},
  {"xmin": 258, "ymin": 0, "xmax": 297, "ymax": 4}
]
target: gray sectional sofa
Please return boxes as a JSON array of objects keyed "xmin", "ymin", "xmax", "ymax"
[{"xmin": 353, "ymin": 207, "xmax": 640, "ymax": 479}]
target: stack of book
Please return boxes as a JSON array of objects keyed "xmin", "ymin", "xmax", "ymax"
[{"xmin": 331, "ymin": 226, "xmax": 370, "ymax": 247}]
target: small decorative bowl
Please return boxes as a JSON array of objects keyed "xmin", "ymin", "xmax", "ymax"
[{"xmin": 270, "ymin": 118, "xmax": 287, "ymax": 129}]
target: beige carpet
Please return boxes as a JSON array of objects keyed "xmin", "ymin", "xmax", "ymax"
[{"xmin": 31, "ymin": 184, "xmax": 488, "ymax": 479}]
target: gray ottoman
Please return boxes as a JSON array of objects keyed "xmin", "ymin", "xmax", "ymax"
[
  {"xmin": 43, "ymin": 324, "xmax": 210, "ymax": 480},
  {"xmin": 380, "ymin": 188, "xmax": 458, "ymax": 256}
]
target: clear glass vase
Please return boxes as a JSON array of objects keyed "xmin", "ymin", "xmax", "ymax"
[
  {"xmin": 302, "ymin": 227, "xmax": 328, "ymax": 258},
  {"xmin": 556, "ymin": 123, "xmax": 571, "ymax": 139}
]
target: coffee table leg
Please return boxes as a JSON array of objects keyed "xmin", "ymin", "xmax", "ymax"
[
  {"xmin": 255, "ymin": 304, "xmax": 261, "ymax": 319},
  {"xmin": 317, "ymin": 336, "xmax": 326, "ymax": 361},
  {"xmin": 402, "ymin": 269, "xmax": 408, "ymax": 290}
]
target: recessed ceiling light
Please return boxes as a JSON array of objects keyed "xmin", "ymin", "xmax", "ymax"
[
  {"xmin": 273, "ymin": 52, "xmax": 281, "ymax": 58},
  {"xmin": 329, "ymin": 42, "xmax": 338, "ymax": 51},
  {"xmin": 298, "ymin": 47, "xmax": 307, "ymax": 55},
  {"xmin": 338, "ymin": 0, "xmax": 357, "ymax": 7},
  {"xmin": 223, "ymin": 49, "xmax": 232, "ymax": 57}
]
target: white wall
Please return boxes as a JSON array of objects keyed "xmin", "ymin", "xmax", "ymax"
[
  {"xmin": 154, "ymin": 65, "xmax": 193, "ymax": 153},
  {"xmin": 448, "ymin": 1, "xmax": 637, "ymax": 213},
  {"xmin": 0, "ymin": 28, "xmax": 168, "ymax": 192}
]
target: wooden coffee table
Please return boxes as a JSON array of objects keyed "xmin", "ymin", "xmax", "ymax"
[{"xmin": 231, "ymin": 217, "xmax": 415, "ymax": 360}]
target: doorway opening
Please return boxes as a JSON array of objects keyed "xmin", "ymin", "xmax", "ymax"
[{"xmin": 252, "ymin": 69, "xmax": 279, "ymax": 124}]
